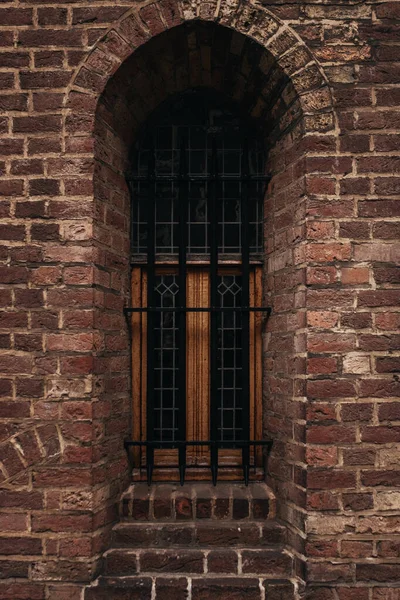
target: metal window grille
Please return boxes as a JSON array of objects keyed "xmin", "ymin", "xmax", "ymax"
[{"xmin": 125, "ymin": 92, "xmax": 272, "ymax": 485}]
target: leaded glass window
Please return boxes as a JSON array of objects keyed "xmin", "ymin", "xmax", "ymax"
[{"xmin": 129, "ymin": 90, "xmax": 265, "ymax": 260}]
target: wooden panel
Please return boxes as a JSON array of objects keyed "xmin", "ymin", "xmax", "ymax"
[
  {"xmin": 132, "ymin": 265, "xmax": 263, "ymax": 480},
  {"xmin": 187, "ymin": 269, "xmax": 210, "ymax": 466}
]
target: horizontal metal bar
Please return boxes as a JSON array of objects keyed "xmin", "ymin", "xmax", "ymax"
[
  {"xmin": 130, "ymin": 464, "xmax": 260, "ymax": 470},
  {"xmin": 124, "ymin": 307, "xmax": 272, "ymax": 314},
  {"xmin": 124, "ymin": 440, "xmax": 273, "ymax": 447},
  {"xmin": 127, "ymin": 175, "xmax": 270, "ymax": 183}
]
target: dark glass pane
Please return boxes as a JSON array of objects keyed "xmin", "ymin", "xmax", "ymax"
[
  {"xmin": 189, "ymin": 150, "xmax": 207, "ymax": 175},
  {"xmin": 223, "ymin": 196, "xmax": 240, "ymax": 224},
  {"xmin": 223, "ymin": 150, "xmax": 241, "ymax": 175},
  {"xmin": 156, "ymin": 224, "xmax": 172, "ymax": 252},
  {"xmin": 217, "ymin": 275, "xmax": 243, "ymax": 442},
  {"xmin": 157, "ymin": 127, "xmax": 172, "ymax": 150},
  {"xmin": 153, "ymin": 275, "xmax": 180, "ymax": 443},
  {"xmin": 190, "ymin": 126, "xmax": 207, "ymax": 149},
  {"xmin": 130, "ymin": 91, "xmax": 265, "ymax": 256},
  {"xmin": 222, "ymin": 224, "xmax": 240, "ymax": 252}
]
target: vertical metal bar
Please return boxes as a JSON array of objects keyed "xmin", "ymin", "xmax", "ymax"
[
  {"xmin": 241, "ymin": 138, "xmax": 250, "ymax": 486},
  {"xmin": 146, "ymin": 141, "xmax": 156, "ymax": 486},
  {"xmin": 209, "ymin": 137, "xmax": 219, "ymax": 486},
  {"xmin": 129, "ymin": 180, "xmax": 135, "ymax": 254},
  {"xmin": 178, "ymin": 136, "xmax": 188, "ymax": 486}
]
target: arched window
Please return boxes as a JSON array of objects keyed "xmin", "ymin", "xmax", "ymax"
[{"xmin": 127, "ymin": 90, "xmax": 270, "ymax": 484}]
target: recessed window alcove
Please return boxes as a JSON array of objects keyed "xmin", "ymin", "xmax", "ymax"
[{"xmin": 93, "ymin": 18, "xmax": 315, "ymax": 531}]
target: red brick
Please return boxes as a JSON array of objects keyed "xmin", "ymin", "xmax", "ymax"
[
  {"xmin": 341, "ymin": 177, "xmax": 370, "ymax": 195},
  {"xmin": 29, "ymin": 179, "xmax": 60, "ymax": 196},
  {"xmin": 0, "ymin": 355, "xmax": 32, "ymax": 374},
  {"xmin": 0, "ymin": 266, "xmax": 28, "ymax": 284},
  {"xmin": 376, "ymin": 359, "xmax": 400, "ymax": 375},
  {"xmin": 359, "ymin": 334, "xmax": 400, "ymax": 351},
  {"xmin": 374, "ymin": 134, "xmax": 400, "ymax": 151},
  {"xmin": 33, "ymin": 92, "xmax": 64, "ymax": 111},
  {"xmin": 0, "ymin": 536, "xmax": 42, "ymax": 555},
  {"xmin": 359, "ymin": 200, "xmax": 400, "ymax": 218},
  {"xmin": 307, "ymin": 290, "xmax": 354, "ymax": 309},
  {"xmin": 356, "ymin": 563, "xmax": 400, "ymax": 582},
  {"xmin": 307, "ymin": 311, "xmax": 339, "ymax": 329},
  {"xmin": 29, "ymin": 138, "xmax": 62, "ymax": 155},
  {"xmin": 307, "ymin": 379, "xmax": 355, "ymax": 399},
  {"xmin": 208, "ymin": 550, "xmax": 238, "ymax": 573},
  {"xmin": 307, "ymin": 425, "xmax": 356, "ymax": 444},
  {"xmin": 15, "ymin": 334, "xmax": 43, "ymax": 352},
  {"xmin": 0, "ymin": 53, "xmax": 30, "ymax": 68},
  {"xmin": 47, "ymin": 333, "xmax": 93, "ymax": 352},
  {"xmin": 192, "ymin": 578, "xmax": 261, "ymax": 600},
  {"xmin": 241, "ymin": 549, "xmax": 292, "ymax": 576},
  {"xmin": 306, "ymin": 242, "xmax": 352, "ymax": 262},
  {"xmin": 0, "ymin": 181, "xmax": 24, "ymax": 197},
  {"xmin": 15, "ymin": 289, "xmax": 43, "ymax": 308},
  {"xmin": 308, "ymin": 333, "xmax": 356, "ymax": 353},
  {"xmin": 343, "ymin": 449, "xmax": 376, "ymax": 466},
  {"xmin": 362, "ymin": 426, "xmax": 400, "ymax": 443},
  {"xmin": 377, "ymin": 540, "xmax": 400, "ymax": 558},
  {"xmin": 0, "ymin": 8, "xmax": 32, "ymax": 25},
  {"xmin": 38, "ymin": 7, "xmax": 68, "ymax": 25},
  {"xmin": 60, "ymin": 356, "xmax": 93, "ymax": 375},
  {"xmin": 0, "ymin": 401, "xmax": 30, "ymax": 418},
  {"xmin": 140, "ymin": 549, "xmax": 203, "ymax": 573},
  {"xmin": 339, "ymin": 221, "xmax": 370, "ymax": 239},
  {"xmin": 35, "ymin": 51, "xmax": 63, "ymax": 68},
  {"xmin": 154, "ymin": 578, "xmax": 188, "ymax": 600},
  {"xmin": 361, "ymin": 470, "xmax": 400, "ymax": 487},
  {"xmin": 31, "ymin": 223, "xmax": 60, "ymax": 242},
  {"xmin": 340, "ymin": 134, "xmax": 370, "ymax": 152},
  {"xmin": 360, "ymin": 379, "xmax": 400, "ymax": 398},
  {"xmin": 374, "ymin": 267, "xmax": 400, "ymax": 285},
  {"xmin": 19, "ymin": 30, "xmax": 82, "ymax": 48},
  {"xmin": 308, "ymin": 470, "xmax": 356, "ymax": 490},
  {"xmin": 343, "ymin": 493, "xmax": 374, "ymax": 511},
  {"xmin": 32, "ymin": 513, "xmax": 91, "ymax": 533},
  {"xmin": 306, "ymin": 446, "xmax": 338, "ymax": 467},
  {"xmin": 342, "ymin": 267, "xmax": 370, "ymax": 285},
  {"xmin": 341, "ymin": 540, "xmax": 373, "ymax": 558},
  {"xmin": 307, "ymin": 357, "xmax": 338, "ymax": 375},
  {"xmin": 377, "ymin": 2, "xmax": 400, "ymax": 18},
  {"xmin": 0, "ymin": 582, "xmax": 45, "ymax": 600},
  {"xmin": 0, "ymin": 74, "xmax": 14, "ymax": 90},
  {"xmin": 0, "ymin": 139, "xmax": 24, "ymax": 156},
  {"xmin": 13, "ymin": 116, "xmax": 61, "ymax": 134},
  {"xmin": 373, "ymin": 222, "xmax": 400, "ymax": 239},
  {"xmin": 139, "ymin": 3, "xmax": 166, "ymax": 36},
  {"xmin": 341, "ymin": 403, "xmax": 373, "ymax": 422},
  {"xmin": 306, "ymin": 266, "xmax": 338, "ymax": 285},
  {"xmin": 72, "ymin": 7, "xmax": 126, "ymax": 25}
]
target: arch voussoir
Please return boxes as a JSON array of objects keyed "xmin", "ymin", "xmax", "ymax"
[{"xmin": 66, "ymin": 0, "xmax": 335, "ymax": 131}]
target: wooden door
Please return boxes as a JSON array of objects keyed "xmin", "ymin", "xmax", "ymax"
[{"xmin": 131, "ymin": 265, "xmax": 263, "ymax": 481}]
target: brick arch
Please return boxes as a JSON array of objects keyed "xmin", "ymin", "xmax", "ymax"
[
  {"xmin": 0, "ymin": 424, "xmax": 62, "ymax": 487},
  {"xmin": 66, "ymin": 0, "xmax": 335, "ymax": 127}
]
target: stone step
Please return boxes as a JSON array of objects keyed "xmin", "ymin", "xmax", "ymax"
[
  {"xmin": 112, "ymin": 519, "xmax": 287, "ymax": 548},
  {"xmin": 120, "ymin": 482, "xmax": 275, "ymax": 521},
  {"xmin": 103, "ymin": 547, "xmax": 293, "ymax": 577},
  {"xmin": 85, "ymin": 576, "xmax": 295, "ymax": 600}
]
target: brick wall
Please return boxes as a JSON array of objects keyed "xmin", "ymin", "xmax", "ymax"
[{"xmin": 0, "ymin": 0, "xmax": 399, "ymax": 598}]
